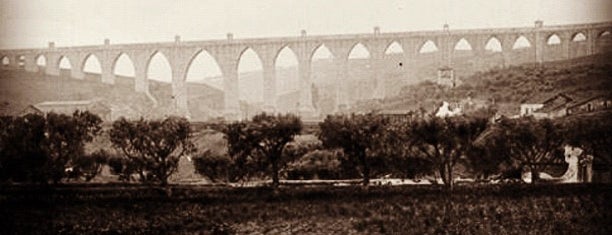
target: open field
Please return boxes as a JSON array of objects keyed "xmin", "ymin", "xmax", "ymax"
[{"xmin": 1, "ymin": 184, "xmax": 610, "ymax": 234}]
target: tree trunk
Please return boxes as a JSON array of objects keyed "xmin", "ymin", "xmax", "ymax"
[
  {"xmin": 361, "ymin": 155, "xmax": 370, "ymax": 186},
  {"xmin": 447, "ymin": 163, "xmax": 454, "ymax": 191},
  {"xmin": 531, "ymin": 165, "xmax": 540, "ymax": 184},
  {"xmin": 439, "ymin": 166, "xmax": 447, "ymax": 185},
  {"xmin": 271, "ymin": 159, "xmax": 279, "ymax": 188}
]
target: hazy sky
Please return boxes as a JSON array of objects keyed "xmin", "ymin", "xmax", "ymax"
[
  {"xmin": 1, "ymin": 0, "xmax": 611, "ymax": 49},
  {"xmin": 1, "ymin": 0, "xmax": 611, "ymax": 101}
]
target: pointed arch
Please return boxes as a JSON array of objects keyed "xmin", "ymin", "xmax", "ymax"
[
  {"xmin": 310, "ymin": 43, "xmax": 334, "ymax": 62},
  {"xmin": 58, "ymin": 56, "xmax": 72, "ymax": 69},
  {"xmin": 238, "ymin": 47, "xmax": 264, "ymax": 104},
  {"xmin": 547, "ymin": 34, "xmax": 561, "ymax": 45},
  {"xmin": 274, "ymin": 46, "xmax": 299, "ymax": 68},
  {"xmin": 454, "ymin": 38, "xmax": 473, "ymax": 51},
  {"xmin": 513, "ymin": 35, "xmax": 532, "ymax": 49},
  {"xmin": 598, "ymin": 31, "xmax": 610, "ymax": 38},
  {"xmin": 485, "ymin": 37, "xmax": 502, "ymax": 52},
  {"xmin": 146, "ymin": 51, "xmax": 172, "ymax": 83},
  {"xmin": 185, "ymin": 49, "xmax": 222, "ymax": 85},
  {"xmin": 1, "ymin": 56, "xmax": 8, "ymax": 66},
  {"xmin": 419, "ymin": 40, "xmax": 438, "ymax": 53},
  {"xmin": 385, "ymin": 41, "xmax": 404, "ymax": 54},
  {"xmin": 36, "ymin": 54, "xmax": 47, "ymax": 67},
  {"xmin": 274, "ymin": 46, "xmax": 299, "ymax": 97},
  {"xmin": 348, "ymin": 42, "xmax": 371, "ymax": 59},
  {"xmin": 17, "ymin": 55, "xmax": 25, "ymax": 67},
  {"xmin": 112, "ymin": 53, "xmax": 135, "ymax": 77},
  {"xmin": 81, "ymin": 53, "xmax": 102, "ymax": 74},
  {"xmin": 571, "ymin": 32, "xmax": 586, "ymax": 42}
]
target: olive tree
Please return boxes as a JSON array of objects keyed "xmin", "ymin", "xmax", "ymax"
[
  {"xmin": 109, "ymin": 116, "xmax": 195, "ymax": 185},
  {"xmin": 221, "ymin": 113, "xmax": 302, "ymax": 187},
  {"xmin": 408, "ymin": 116, "xmax": 488, "ymax": 189},
  {"xmin": 318, "ymin": 114, "xmax": 390, "ymax": 186}
]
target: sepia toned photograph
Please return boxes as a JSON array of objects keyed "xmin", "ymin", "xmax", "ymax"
[{"xmin": 0, "ymin": 0, "xmax": 611, "ymax": 234}]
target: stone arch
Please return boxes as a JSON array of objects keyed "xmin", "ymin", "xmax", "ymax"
[
  {"xmin": 310, "ymin": 43, "xmax": 334, "ymax": 62},
  {"xmin": 57, "ymin": 55, "xmax": 72, "ymax": 69},
  {"xmin": 453, "ymin": 38, "xmax": 473, "ymax": 51},
  {"xmin": 598, "ymin": 30, "xmax": 611, "ymax": 38},
  {"xmin": 112, "ymin": 52, "xmax": 136, "ymax": 77},
  {"xmin": 36, "ymin": 54, "xmax": 47, "ymax": 67},
  {"xmin": 274, "ymin": 46, "xmax": 300, "ymax": 113},
  {"xmin": 512, "ymin": 35, "xmax": 532, "ymax": 49},
  {"xmin": 384, "ymin": 40, "xmax": 404, "ymax": 54},
  {"xmin": 237, "ymin": 47, "xmax": 264, "ymax": 108},
  {"xmin": 185, "ymin": 49, "xmax": 223, "ymax": 82},
  {"xmin": 1, "ymin": 56, "xmax": 8, "ymax": 66},
  {"xmin": 348, "ymin": 42, "xmax": 371, "ymax": 59},
  {"xmin": 418, "ymin": 40, "xmax": 438, "ymax": 53},
  {"xmin": 17, "ymin": 55, "xmax": 25, "ymax": 67},
  {"xmin": 80, "ymin": 53, "xmax": 102, "ymax": 74},
  {"xmin": 484, "ymin": 36, "xmax": 503, "ymax": 52},
  {"xmin": 184, "ymin": 48, "xmax": 225, "ymax": 119},
  {"xmin": 146, "ymin": 50, "xmax": 172, "ymax": 82},
  {"xmin": 547, "ymin": 33, "xmax": 562, "ymax": 45},
  {"xmin": 236, "ymin": 46, "xmax": 263, "ymax": 71},
  {"xmin": 273, "ymin": 45, "xmax": 299, "ymax": 67},
  {"xmin": 571, "ymin": 32, "xmax": 587, "ymax": 42}
]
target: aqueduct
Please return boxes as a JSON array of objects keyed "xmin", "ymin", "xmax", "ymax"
[{"xmin": 1, "ymin": 21, "xmax": 611, "ymax": 120}]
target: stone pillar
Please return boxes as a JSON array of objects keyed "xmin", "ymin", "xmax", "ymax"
[
  {"xmin": 262, "ymin": 60, "xmax": 276, "ymax": 113},
  {"xmin": 562, "ymin": 37, "xmax": 571, "ymax": 60},
  {"xmin": 501, "ymin": 39, "xmax": 514, "ymax": 68},
  {"xmin": 171, "ymin": 69, "xmax": 189, "ymax": 117},
  {"xmin": 221, "ymin": 61, "xmax": 240, "ymax": 121},
  {"xmin": 101, "ymin": 40, "xmax": 115, "ymax": 84},
  {"xmin": 297, "ymin": 56, "xmax": 315, "ymax": 117},
  {"xmin": 586, "ymin": 29, "xmax": 595, "ymax": 56},
  {"xmin": 24, "ymin": 54, "xmax": 38, "ymax": 72},
  {"xmin": 534, "ymin": 20, "xmax": 544, "ymax": 65},
  {"xmin": 46, "ymin": 53, "xmax": 60, "ymax": 76},
  {"xmin": 334, "ymin": 56, "xmax": 349, "ymax": 112},
  {"xmin": 8, "ymin": 55, "xmax": 19, "ymax": 69},
  {"xmin": 71, "ymin": 62, "xmax": 85, "ymax": 79},
  {"xmin": 133, "ymin": 52, "xmax": 149, "ymax": 93},
  {"xmin": 371, "ymin": 49, "xmax": 385, "ymax": 99}
]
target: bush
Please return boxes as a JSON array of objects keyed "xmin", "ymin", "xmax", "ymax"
[{"xmin": 286, "ymin": 150, "xmax": 342, "ymax": 180}]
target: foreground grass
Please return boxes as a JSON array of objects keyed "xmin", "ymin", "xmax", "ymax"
[{"xmin": 1, "ymin": 184, "xmax": 610, "ymax": 234}]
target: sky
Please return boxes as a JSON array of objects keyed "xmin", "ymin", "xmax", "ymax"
[{"xmin": 1, "ymin": 0, "xmax": 611, "ymax": 98}]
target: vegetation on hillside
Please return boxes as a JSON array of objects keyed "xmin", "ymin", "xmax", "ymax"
[{"xmin": 368, "ymin": 53, "xmax": 612, "ymax": 115}]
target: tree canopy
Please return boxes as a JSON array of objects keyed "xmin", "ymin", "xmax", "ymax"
[{"xmin": 109, "ymin": 116, "xmax": 195, "ymax": 185}]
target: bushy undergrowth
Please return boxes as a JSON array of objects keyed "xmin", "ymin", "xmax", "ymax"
[{"xmin": 1, "ymin": 184, "xmax": 610, "ymax": 234}]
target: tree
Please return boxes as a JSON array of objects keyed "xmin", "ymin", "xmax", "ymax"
[
  {"xmin": 0, "ymin": 114, "xmax": 47, "ymax": 182},
  {"xmin": 42, "ymin": 111, "xmax": 102, "ymax": 183},
  {"xmin": 408, "ymin": 116, "xmax": 488, "ymax": 189},
  {"xmin": 109, "ymin": 116, "xmax": 195, "ymax": 186},
  {"xmin": 467, "ymin": 125, "xmax": 514, "ymax": 180},
  {"xmin": 318, "ymin": 114, "xmax": 389, "ymax": 186},
  {"xmin": 222, "ymin": 113, "xmax": 302, "ymax": 187},
  {"xmin": 0, "ymin": 111, "xmax": 102, "ymax": 183},
  {"xmin": 492, "ymin": 117, "xmax": 565, "ymax": 184}
]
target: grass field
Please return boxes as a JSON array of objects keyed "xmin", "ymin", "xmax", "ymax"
[{"xmin": 1, "ymin": 184, "xmax": 610, "ymax": 234}]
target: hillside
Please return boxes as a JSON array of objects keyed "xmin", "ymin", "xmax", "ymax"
[
  {"xmin": 0, "ymin": 69, "xmax": 227, "ymax": 121},
  {"xmin": 2, "ymin": 50, "xmax": 610, "ymax": 119},
  {"xmin": 356, "ymin": 52, "xmax": 612, "ymax": 116}
]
